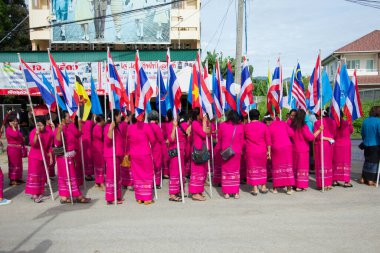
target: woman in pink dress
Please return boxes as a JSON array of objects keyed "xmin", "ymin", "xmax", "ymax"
[
  {"xmin": 291, "ymin": 110, "xmax": 323, "ymax": 191},
  {"xmin": 212, "ymin": 120, "xmax": 222, "ymax": 187},
  {"xmin": 104, "ymin": 109, "xmax": 124, "ymax": 204},
  {"xmin": 269, "ymin": 117, "xmax": 295, "ymax": 195},
  {"xmin": 82, "ymin": 114, "xmax": 94, "ymax": 181},
  {"xmin": 92, "ymin": 114, "xmax": 105, "ymax": 189},
  {"xmin": 25, "ymin": 116, "xmax": 53, "ymax": 203},
  {"xmin": 188, "ymin": 108, "xmax": 210, "ymax": 201},
  {"xmin": 119, "ymin": 112, "xmax": 133, "ymax": 188},
  {"xmin": 148, "ymin": 111, "xmax": 165, "ymax": 189},
  {"xmin": 314, "ymin": 110, "xmax": 337, "ymax": 191},
  {"xmin": 161, "ymin": 116, "xmax": 171, "ymax": 178},
  {"xmin": 0, "ymin": 166, "xmax": 12, "ymax": 205},
  {"xmin": 219, "ymin": 110, "xmax": 244, "ymax": 199},
  {"xmin": 166, "ymin": 115, "xmax": 189, "ymax": 202},
  {"xmin": 45, "ymin": 117, "xmax": 56, "ymax": 179},
  {"xmin": 5, "ymin": 114, "xmax": 24, "ymax": 186},
  {"xmin": 127, "ymin": 115, "xmax": 156, "ymax": 205},
  {"xmin": 333, "ymin": 112, "xmax": 354, "ymax": 187},
  {"xmin": 244, "ymin": 109, "xmax": 271, "ymax": 195},
  {"xmin": 55, "ymin": 110, "xmax": 90, "ymax": 204}
]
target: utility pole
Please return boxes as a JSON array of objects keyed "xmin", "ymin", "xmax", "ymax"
[{"xmin": 235, "ymin": 0, "xmax": 244, "ymax": 87}]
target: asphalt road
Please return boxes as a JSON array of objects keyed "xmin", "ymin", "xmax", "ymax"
[{"xmin": 0, "ymin": 139, "xmax": 379, "ymax": 253}]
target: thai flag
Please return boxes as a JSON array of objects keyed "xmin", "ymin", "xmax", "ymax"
[
  {"xmin": 125, "ymin": 68, "xmax": 135, "ymax": 114},
  {"xmin": 212, "ymin": 60, "xmax": 224, "ymax": 118},
  {"xmin": 267, "ymin": 58, "xmax": 281, "ymax": 117},
  {"xmin": 224, "ymin": 59, "xmax": 236, "ymax": 111},
  {"xmin": 107, "ymin": 48, "xmax": 129, "ymax": 111},
  {"xmin": 306, "ymin": 53, "xmax": 321, "ymax": 113},
  {"xmin": 200, "ymin": 66, "xmax": 214, "ymax": 120},
  {"xmin": 330, "ymin": 63, "xmax": 341, "ymax": 126},
  {"xmin": 49, "ymin": 52, "xmax": 78, "ymax": 116},
  {"xmin": 291, "ymin": 63, "xmax": 306, "ymax": 110},
  {"xmin": 167, "ymin": 62, "xmax": 182, "ymax": 120},
  {"xmin": 156, "ymin": 63, "xmax": 167, "ymax": 117},
  {"xmin": 42, "ymin": 73, "xmax": 66, "ymax": 111},
  {"xmin": 344, "ymin": 69, "xmax": 363, "ymax": 123},
  {"xmin": 239, "ymin": 57, "xmax": 254, "ymax": 116},
  {"xmin": 20, "ymin": 58, "xmax": 55, "ymax": 107},
  {"xmin": 135, "ymin": 50, "xmax": 153, "ymax": 121}
]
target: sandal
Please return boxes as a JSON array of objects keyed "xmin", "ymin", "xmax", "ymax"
[
  {"xmin": 343, "ymin": 183, "xmax": 353, "ymax": 188},
  {"xmin": 137, "ymin": 200, "xmax": 143, "ymax": 204},
  {"xmin": 224, "ymin": 194, "xmax": 230, "ymax": 199},
  {"xmin": 75, "ymin": 197, "xmax": 91, "ymax": 204},
  {"xmin": 169, "ymin": 196, "xmax": 182, "ymax": 202},
  {"xmin": 270, "ymin": 188, "xmax": 278, "ymax": 194},
  {"xmin": 144, "ymin": 200, "xmax": 154, "ymax": 205},
  {"xmin": 250, "ymin": 191, "xmax": 258, "ymax": 196},
  {"xmin": 259, "ymin": 188, "xmax": 269, "ymax": 194},
  {"xmin": 60, "ymin": 198, "xmax": 72, "ymax": 204},
  {"xmin": 332, "ymin": 181, "xmax": 339, "ymax": 187},
  {"xmin": 33, "ymin": 195, "xmax": 44, "ymax": 203},
  {"xmin": 234, "ymin": 194, "xmax": 240, "ymax": 199},
  {"xmin": 192, "ymin": 194, "xmax": 206, "ymax": 201}
]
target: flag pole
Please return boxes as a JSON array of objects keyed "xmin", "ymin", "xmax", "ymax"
[
  {"xmin": 175, "ymin": 127, "xmax": 185, "ymax": 203},
  {"xmin": 376, "ymin": 161, "xmax": 380, "ymax": 188},
  {"xmin": 158, "ymin": 61, "xmax": 162, "ymax": 128},
  {"xmin": 18, "ymin": 53, "xmax": 54, "ymax": 203},
  {"xmin": 104, "ymin": 61, "xmax": 107, "ymax": 118},
  {"xmin": 206, "ymin": 134, "xmax": 213, "ymax": 198},
  {"xmin": 320, "ymin": 51, "xmax": 325, "ymax": 193},
  {"xmin": 210, "ymin": 124, "xmax": 215, "ymax": 179},
  {"xmin": 77, "ymin": 105, "xmax": 87, "ymax": 193}
]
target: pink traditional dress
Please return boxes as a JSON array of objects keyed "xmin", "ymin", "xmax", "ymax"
[
  {"xmin": 54, "ymin": 125, "xmax": 83, "ymax": 198},
  {"xmin": 5, "ymin": 126, "xmax": 23, "ymax": 181},
  {"xmin": 292, "ymin": 125, "xmax": 314, "ymax": 189},
  {"xmin": 82, "ymin": 120, "xmax": 94, "ymax": 176},
  {"xmin": 119, "ymin": 121, "xmax": 133, "ymax": 187},
  {"xmin": 46, "ymin": 125, "xmax": 55, "ymax": 178},
  {"xmin": 166, "ymin": 121, "xmax": 188, "ymax": 195},
  {"xmin": 92, "ymin": 123, "xmax": 105, "ymax": 184},
  {"xmin": 269, "ymin": 120, "xmax": 295, "ymax": 188},
  {"xmin": 219, "ymin": 122, "xmax": 244, "ymax": 194},
  {"xmin": 161, "ymin": 121, "xmax": 170, "ymax": 177},
  {"xmin": 103, "ymin": 123, "xmax": 123, "ymax": 202},
  {"xmin": 149, "ymin": 122, "xmax": 165, "ymax": 187},
  {"xmin": 68, "ymin": 123, "xmax": 83, "ymax": 186},
  {"xmin": 25, "ymin": 128, "xmax": 52, "ymax": 196},
  {"xmin": 314, "ymin": 117, "xmax": 337, "ymax": 188},
  {"xmin": 333, "ymin": 119, "xmax": 353, "ymax": 183},
  {"xmin": 244, "ymin": 121, "xmax": 271, "ymax": 186},
  {"xmin": 188, "ymin": 120, "xmax": 208, "ymax": 195},
  {"xmin": 127, "ymin": 122, "xmax": 156, "ymax": 201},
  {"xmin": 212, "ymin": 123, "xmax": 222, "ymax": 185},
  {"xmin": 0, "ymin": 167, "xmax": 3, "ymax": 199}
]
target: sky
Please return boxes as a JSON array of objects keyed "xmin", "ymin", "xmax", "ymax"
[{"xmin": 200, "ymin": 0, "xmax": 379, "ymax": 77}]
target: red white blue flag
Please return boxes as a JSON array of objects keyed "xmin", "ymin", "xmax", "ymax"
[
  {"xmin": 239, "ymin": 57, "xmax": 254, "ymax": 116},
  {"xmin": 135, "ymin": 50, "xmax": 153, "ymax": 121},
  {"xmin": 330, "ymin": 63, "xmax": 341, "ymax": 126},
  {"xmin": 344, "ymin": 69, "xmax": 363, "ymax": 123}
]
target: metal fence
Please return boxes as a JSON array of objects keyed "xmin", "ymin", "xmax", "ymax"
[{"xmin": 359, "ymin": 88, "xmax": 380, "ymax": 104}]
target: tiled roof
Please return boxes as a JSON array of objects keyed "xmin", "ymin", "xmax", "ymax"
[{"xmin": 335, "ymin": 30, "xmax": 380, "ymax": 53}]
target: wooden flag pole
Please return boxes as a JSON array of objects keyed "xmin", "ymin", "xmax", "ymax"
[{"xmin": 175, "ymin": 127, "xmax": 185, "ymax": 203}]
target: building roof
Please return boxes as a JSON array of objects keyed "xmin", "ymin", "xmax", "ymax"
[
  {"xmin": 335, "ymin": 30, "xmax": 380, "ymax": 53},
  {"xmin": 357, "ymin": 75, "xmax": 380, "ymax": 85},
  {"xmin": 0, "ymin": 50, "xmax": 197, "ymax": 63}
]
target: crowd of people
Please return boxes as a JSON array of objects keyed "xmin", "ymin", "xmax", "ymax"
[{"xmin": 0, "ymin": 105, "xmax": 379, "ymax": 206}]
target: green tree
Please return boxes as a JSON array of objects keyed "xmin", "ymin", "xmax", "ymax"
[{"xmin": 0, "ymin": 0, "xmax": 31, "ymax": 51}]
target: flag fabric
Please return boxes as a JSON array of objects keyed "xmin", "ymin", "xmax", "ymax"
[
  {"xmin": 239, "ymin": 57, "xmax": 254, "ymax": 116},
  {"xmin": 321, "ymin": 69, "xmax": 333, "ymax": 106},
  {"xmin": 187, "ymin": 70, "xmax": 193, "ymax": 105},
  {"xmin": 41, "ymin": 74, "xmax": 66, "ymax": 111},
  {"xmin": 125, "ymin": 69, "xmax": 135, "ymax": 114},
  {"xmin": 288, "ymin": 68, "xmax": 296, "ymax": 109},
  {"xmin": 200, "ymin": 66, "xmax": 214, "ymax": 119},
  {"xmin": 90, "ymin": 75, "xmax": 103, "ymax": 115},
  {"xmin": 19, "ymin": 58, "xmax": 55, "ymax": 107},
  {"xmin": 224, "ymin": 59, "xmax": 236, "ymax": 111},
  {"xmin": 344, "ymin": 69, "xmax": 363, "ymax": 123},
  {"xmin": 330, "ymin": 63, "xmax": 341, "ymax": 126},
  {"xmin": 212, "ymin": 63, "xmax": 223, "ymax": 118},
  {"xmin": 49, "ymin": 52, "xmax": 78, "ymax": 115},
  {"xmin": 190, "ymin": 64, "xmax": 201, "ymax": 110},
  {"xmin": 135, "ymin": 51, "xmax": 153, "ymax": 121},
  {"xmin": 75, "ymin": 75, "xmax": 92, "ymax": 120},
  {"xmin": 167, "ymin": 63, "xmax": 182, "ymax": 120},
  {"xmin": 267, "ymin": 58, "xmax": 281, "ymax": 117},
  {"xmin": 291, "ymin": 63, "xmax": 306, "ymax": 110},
  {"xmin": 339, "ymin": 63, "xmax": 351, "ymax": 107},
  {"xmin": 107, "ymin": 49, "xmax": 129, "ymax": 111},
  {"xmin": 306, "ymin": 53, "xmax": 321, "ymax": 113},
  {"xmin": 267, "ymin": 64, "xmax": 272, "ymax": 93},
  {"xmin": 156, "ymin": 63, "xmax": 167, "ymax": 118}
]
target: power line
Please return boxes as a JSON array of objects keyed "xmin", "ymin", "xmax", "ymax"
[{"xmin": 343, "ymin": 0, "xmax": 380, "ymax": 9}]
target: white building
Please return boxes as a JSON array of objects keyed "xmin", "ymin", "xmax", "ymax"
[{"xmin": 322, "ymin": 30, "xmax": 380, "ymax": 89}]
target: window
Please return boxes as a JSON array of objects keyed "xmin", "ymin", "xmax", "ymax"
[
  {"xmin": 347, "ymin": 60, "xmax": 360, "ymax": 69},
  {"xmin": 366, "ymin": 60, "xmax": 374, "ymax": 71}
]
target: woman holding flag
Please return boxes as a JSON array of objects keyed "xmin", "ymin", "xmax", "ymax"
[
  {"xmin": 82, "ymin": 114, "xmax": 94, "ymax": 181},
  {"xmin": 92, "ymin": 115, "xmax": 106, "ymax": 190},
  {"xmin": 104, "ymin": 109, "xmax": 124, "ymax": 205},
  {"xmin": 148, "ymin": 111, "xmax": 165, "ymax": 189},
  {"xmin": 120, "ymin": 112, "xmax": 133, "ymax": 189}
]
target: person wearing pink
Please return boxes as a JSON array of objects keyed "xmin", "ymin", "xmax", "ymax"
[
  {"xmin": 119, "ymin": 113, "xmax": 133, "ymax": 188},
  {"xmin": 166, "ymin": 116, "xmax": 189, "ymax": 202},
  {"xmin": 269, "ymin": 116, "xmax": 295, "ymax": 195},
  {"xmin": 25, "ymin": 116, "xmax": 53, "ymax": 203},
  {"xmin": 92, "ymin": 115, "xmax": 105, "ymax": 189},
  {"xmin": 82, "ymin": 115, "xmax": 94, "ymax": 180},
  {"xmin": 148, "ymin": 111, "xmax": 165, "ymax": 188},
  {"xmin": 161, "ymin": 119, "xmax": 170, "ymax": 178},
  {"xmin": 333, "ymin": 114, "xmax": 354, "ymax": 187},
  {"xmin": 291, "ymin": 110, "xmax": 323, "ymax": 191},
  {"xmin": 5, "ymin": 114, "xmax": 24, "ymax": 186},
  {"xmin": 314, "ymin": 110, "xmax": 337, "ymax": 190},
  {"xmin": 127, "ymin": 116, "xmax": 156, "ymax": 205},
  {"xmin": 104, "ymin": 109, "xmax": 124, "ymax": 205},
  {"xmin": 55, "ymin": 110, "xmax": 90, "ymax": 204},
  {"xmin": 71, "ymin": 117, "xmax": 84, "ymax": 186},
  {"xmin": 219, "ymin": 110, "xmax": 244, "ymax": 199},
  {"xmin": 286, "ymin": 109, "xmax": 297, "ymax": 126},
  {"xmin": 45, "ymin": 118, "xmax": 56, "ymax": 179},
  {"xmin": 212, "ymin": 122, "xmax": 222, "ymax": 187},
  {"xmin": 0, "ymin": 166, "xmax": 12, "ymax": 205},
  {"xmin": 244, "ymin": 109, "xmax": 271, "ymax": 195},
  {"xmin": 188, "ymin": 108, "xmax": 210, "ymax": 201}
]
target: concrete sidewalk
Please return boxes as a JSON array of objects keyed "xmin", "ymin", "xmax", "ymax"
[{"xmin": 0, "ymin": 140, "xmax": 379, "ymax": 253}]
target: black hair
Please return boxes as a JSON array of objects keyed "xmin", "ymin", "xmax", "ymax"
[
  {"xmin": 131, "ymin": 114, "xmax": 137, "ymax": 124},
  {"xmin": 249, "ymin": 109, "xmax": 260, "ymax": 120},
  {"xmin": 291, "ymin": 109, "xmax": 306, "ymax": 130},
  {"xmin": 226, "ymin": 110, "xmax": 239, "ymax": 124},
  {"xmin": 62, "ymin": 110, "xmax": 69, "ymax": 119},
  {"xmin": 190, "ymin": 108, "xmax": 200, "ymax": 121},
  {"xmin": 289, "ymin": 109, "xmax": 297, "ymax": 115},
  {"xmin": 166, "ymin": 109, "xmax": 173, "ymax": 122},
  {"xmin": 7, "ymin": 113, "xmax": 18, "ymax": 123},
  {"xmin": 35, "ymin": 116, "xmax": 47, "ymax": 126},
  {"xmin": 95, "ymin": 114, "xmax": 105, "ymax": 123},
  {"xmin": 107, "ymin": 109, "xmax": 120, "ymax": 124}
]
